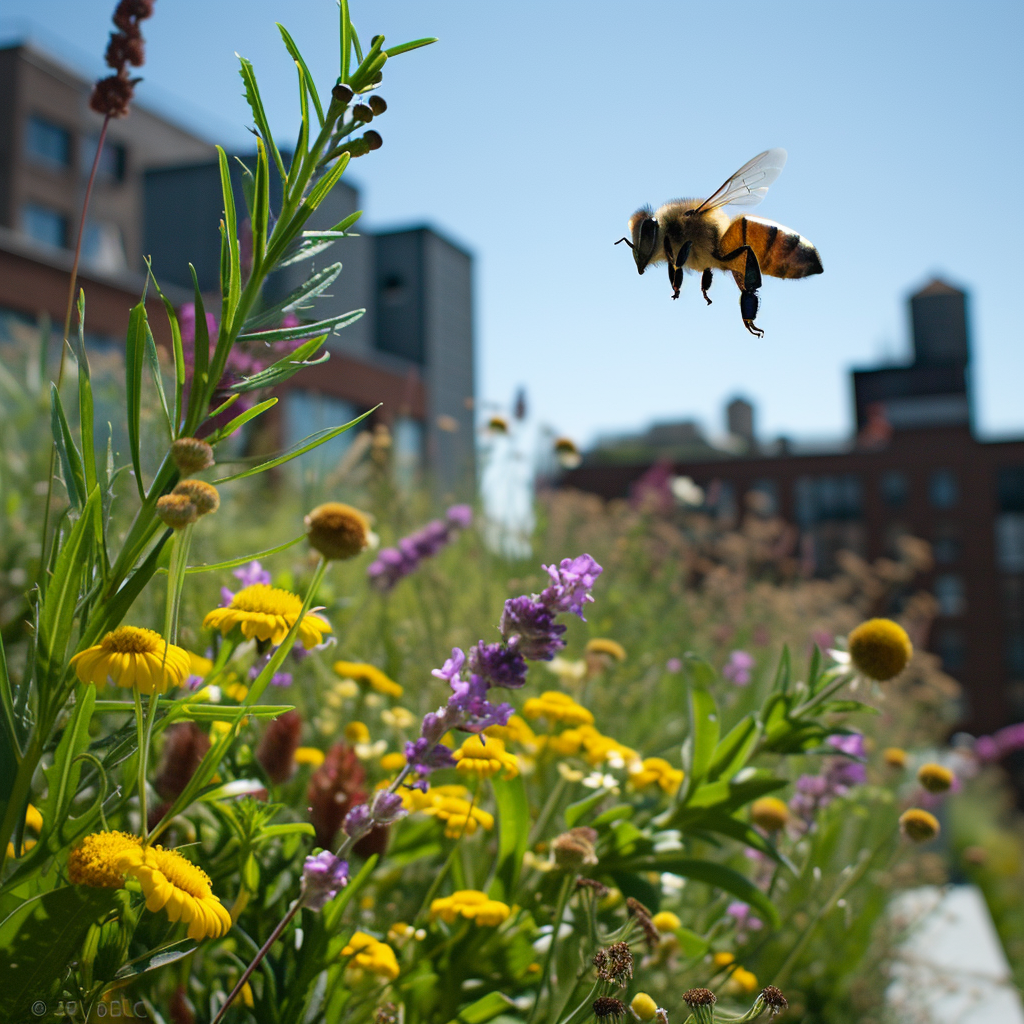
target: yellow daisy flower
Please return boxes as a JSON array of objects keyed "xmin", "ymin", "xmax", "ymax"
[
  {"xmin": 629, "ymin": 757, "xmax": 685, "ymax": 795},
  {"xmin": 341, "ymin": 931, "xmax": 400, "ymax": 980},
  {"xmin": 204, "ymin": 584, "xmax": 331, "ymax": 649},
  {"xmin": 750, "ymin": 796, "xmax": 790, "ymax": 832},
  {"xmin": 486, "ymin": 714, "xmax": 537, "ymax": 749},
  {"xmin": 6, "ymin": 804, "xmax": 44, "ymax": 860},
  {"xmin": 585, "ymin": 638, "xmax": 627, "ymax": 662},
  {"xmin": 69, "ymin": 831, "xmax": 142, "ymax": 888},
  {"xmin": 295, "ymin": 747, "xmax": 326, "ymax": 767},
  {"xmin": 399, "ymin": 783, "xmax": 470, "ymax": 814},
  {"xmin": 423, "ymin": 796, "xmax": 494, "ymax": 838},
  {"xmin": 453, "ymin": 734, "xmax": 520, "ymax": 780},
  {"xmin": 116, "ymin": 844, "xmax": 232, "ymax": 940},
  {"xmin": 333, "ymin": 661, "xmax": 403, "ymax": 698},
  {"xmin": 70, "ymin": 627, "xmax": 191, "ymax": 695},
  {"xmin": 430, "ymin": 890, "xmax": 511, "ymax": 927},
  {"xmin": 380, "ymin": 751, "xmax": 407, "ymax": 772},
  {"xmin": 522, "ymin": 691, "xmax": 594, "ymax": 726}
]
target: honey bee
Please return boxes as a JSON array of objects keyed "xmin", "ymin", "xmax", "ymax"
[{"xmin": 616, "ymin": 148, "xmax": 822, "ymax": 336}]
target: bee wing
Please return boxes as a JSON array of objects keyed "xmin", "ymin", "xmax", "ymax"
[{"xmin": 693, "ymin": 148, "xmax": 788, "ymax": 214}]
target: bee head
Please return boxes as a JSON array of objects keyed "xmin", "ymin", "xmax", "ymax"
[{"xmin": 627, "ymin": 207, "xmax": 658, "ymax": 274}]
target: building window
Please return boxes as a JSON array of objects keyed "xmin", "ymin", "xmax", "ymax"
[
  {"xmin": 795, "ymin": 474, "xmax": 863, "ymax": 527},
  {"xmin": 932, "ymin": 522, "xmax": 960, "ymax": 565},
  {"xmin": 82, "ymin": 220, "xmax": 128, "ymax": 273},
  {"xmin": 935, "ymin": 627, "xmax": 966, "ymax": 673},
  {"xmin": 934, "ymin": 573, "xmax": 965, "ymax": 616},
  {"xmin": 380, "ymin": 273, "xmax": 407, "ymax": 306},
  {"xmin": 26, "ymin": 115, "xmax": 71, "ymax": 168},
  {"xmin": 284, "ymin": 391, "xmax": 359, "ymax": 478},
  {"xmin": 996, "ymin": 513, "xmax": 1024, "ymax": 574},
  {"xmin": 393, "ymin": 416, "xmax": 424, "ymax": 488},
  {"xmin": 1007, "ymin": 629, "xmax": 1024, "ymax": 679},
  {"xmin": 81, "ymin": 135, "xmax": 127, "ymax": 182},
  {"xmin": 880, "ymin": 470, "xmax": 908, "ymax": 508},
  {"xmin": 22, "ymin": 203, "xmax": 68, "ymax": 248},
  {"xmin": 929, "ymin": 468, "xmax": 958, "ymax": 509}
]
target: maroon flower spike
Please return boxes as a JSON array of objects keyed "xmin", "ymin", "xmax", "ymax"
[
  {"xmin": 155, "ymin": 722, "xmax": 211, "ymax": 800},
  {"xmin": 256, "ymin": 710, "xmax": 302, "ymax": 785},
  {"xmin": 90, "ymin": 0, "xmax": 156, "ymax": 118},
  {"xmin": 307, "ymin": 743, "xmax": 368, "ymax": 848}
]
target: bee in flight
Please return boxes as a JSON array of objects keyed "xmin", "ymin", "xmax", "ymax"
[{"xmin": 616, "ymin": 148, "xmax": 822, "ymax": 336}]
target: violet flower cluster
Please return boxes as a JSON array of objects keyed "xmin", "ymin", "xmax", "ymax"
[
  {"xmin": 301, "ymin": 850, "xmax": 349, "ymax": 911},
  {"xmin": 789, "ymin": 733, "xmax": 867, "ymax": 829},
  {"xmin": 723, "ymin": 649, "xmax": 755, "ymax": 686},
  {"xmin": 367, "ymin": 505, "xmax": 473, "ymax": 591},
  {"xmin": 403, "ymin": 555, "xmax": 603, "ymax": 788},
  {"xmin": 974, "ymin": 721, "xmax": 1024, "ymax": 762}
]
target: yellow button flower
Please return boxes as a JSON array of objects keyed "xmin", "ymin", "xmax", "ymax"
[
  {"xmin": 726, "ymin": 966, "xmax": 758, "ymax": 994},
  {"xmin": 846, "ymin": 618, "xmax": 913, "ymax": 681},
  {"xmin": 380, "ymin": 751, "xmax": 407, "ymax": 772},
  {"xmin": 750, "ymin": 796, "xmax": 790, "ymax": 833},
  {"xmin": 345, "ymin": 721, "xmax": 371, "ymax": 744},
  {"xmin": 422, "ymin": 796, "xmax": 495, "ymax": 838},
  {"xmin": 652, "ymin": 911, "xmax": 681, "ymax": 933},
  {"xmin": 629, "ymin": 757, "xmax": 685, "ymax": 795},
  {"xmin": 341, "ymin": 931, "xmax": 400, "ymax": 980},
  {"xmin": 116, "ymin": 844, "xmax": 232, "ymax": 939},
  {"xmin": 6, "ymin": 804, "xmax": 43, "ymax": 860},
  {"xmin": 486, "ymin": 714, "xmax": 537, "ymax": 748},
  {"xmin": 399, "ymin": 783, "xmax": 469, "ymax": 814},
  {"xmin": 71, "ymin": 627, "xmax": 192, "ymax": 695},
  {"xmin": 585, "ymin": 638, "xmax": 627, "ymax": 662},
  {"xmin": 577, "ymin": 727, "xmax": 638, "ymax": 767},
  {"xmin": 523, "ymin": 691, "xmax": 594, "ymax": 726},
  {"xmin": 204, "ymin": 585, "xmax": 331, "ymax": 649},
  {"xmin": 452, "ymin": 734, "xmax": 520, "ymax": 780},
  {"xmin": 294, "ymin": 746, "xmax": 326, "ymax": 767},
  {"xmin": 917, "ymin": 762, "xmax": 955, "ymax": 793},
  {"xmin": 630, "ymin": 994, "xmax": 658, "ymax": 1021},
  {"xmin": 333, "ymin": 661, "xmax": 403, "ymax": 698},
  {"xmin": 884, "ymin": 747, "xmax": 908, "ymax": 769},
  {"xmin": 712, "ymin": 951, "xmax": 735, "ymax": 967},
  {"xmin": 899, "ymin": 808, "xmax": 940, "ymax": 843},
  {"xmin": 430, "ymin": 890, "xmax": 511, "ymax": 927}
]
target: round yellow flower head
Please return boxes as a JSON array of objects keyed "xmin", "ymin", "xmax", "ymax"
[
  {"xmin": 156, "ymin": 493, "xmax": 198, "ymax": 530},
  {"xmin": 380, "ymin": 751, "xmax": 407, "ymax": 772},
  {"xmin": 522, "ymin": 691, "xmax": 594, "ymax": 727},
  {"xmin": 585, "ymin": 638, "xmax": 627, "ymax": 662},
  {"xmin": 917, "ymin": 762, "xmax": 955, "ymax": 793},
  {"xmin": 422, "ymin": 795, "xmax": 494, "ymax": 838},
  {"xmin": 629, "ymin": 757, "xmax": 684, "ymax": 795},
  {"xmin": 725, "ymin": 966, "xmax": 759, "ymax": 995},
  {"xmin": 345, "ymin": 721, "xmax": 371, "ymax": 745},
  {"xmin": 453, "ymin": 734, "xmax": 520, "ymax": 780},
  {"xmin": 169, "ymin": 437, "xmax": 214, "ymax": 476},
  {"xmin": 900, "ymin": 808, "xmax": 940, "ymax": 843},
  {"xmin": 70, "ymin": 627, "xmax": 192, "ymax": 694},
  {"xmin": 712, "ymin": 951, "xmax": 735, "ymax": 967},
  {"xmin": 68, "ymin": 831, "xmax": 141, "ymax": 887},
  {"xmin": 172, "ymin": 479, "xmax": 220, "ymax": 516},
  {"xmin": 486, "ymin": 714, "xmax": 537, "ymax": 748},
  {"xmin": 204, "ymin": 584, "xmax": 331, "ymax": 649},
  {"xmin": 884, "ymin": 747, "xmax": 908, "ymax": 769},
  {"xmin": 750, "ymin": 796, "xmax": 790, "ymax": 833},
  {"xmin": 305, "ymin": 502, "xmax": 372, "ymax": 561},
  {"xmin": 116, "ymin": 843, "xmax": 232, "ymax": 940},
  {"xmin": 487, "ymin": 415, "xmax": 509, "ymax": 435},
  {"xmin": 847, "ymin": 618, "xmax": 913, "ymax": 681},
  {"xmin": 333, "ymin": 661, "xmax": 402, "ymax": 698},
  {"xmin": 294, "ymin": 746, "xmax": 326, "ymax": 767},
  {"xmin": 651, "ymin": 911, "xmax": 681, "ymax": 933},
  {"xmin": 430, "ymin": 890, "xmax": 511, "ymax": 927},
  {"xmin": 630, "ymin": 994, "xmax": 658, "ymax": 1021},
  {"xmin": 341, "ymin": 931, "xmax": 400, "ymax": 980},
  {"xmin": 553, "ymin": 436, "xmax": 582, "ymax": 468}
]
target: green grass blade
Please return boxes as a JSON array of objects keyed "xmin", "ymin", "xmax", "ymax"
[
  {"xmin": 144, "ymin": 315, "xmax": 173, "ymax": 441},
  {"xmin": 213, "ymin": 406, "xmax": 376, "ymax": 483},
  {"xmin": 205, "ymin": 397, "xmax": 278, "ymax": 445},
  {"xmin": 50, "ymin": 384, "xmax": 85, "ymax": 511},
  {"xmin": 237, "ymin": 56, "xmax": 287, "ymax": 183},
  {"xmin": 125, "ymin": 301, "xmax": 148, "ymax": 500},
  {"xmin": 178, "ymin": 534, "xmax": 304, "ymax": 575},
  {"xmin": 277, "ymin": 23, "xmax": 324, "ymax": 125},
  {"xmin": 74, "ymin": 290, "xmax": 97, "ymax": 491},
  {"xmin": 384, "ymin": 37, "xmax": 438, "ymax": 57}
]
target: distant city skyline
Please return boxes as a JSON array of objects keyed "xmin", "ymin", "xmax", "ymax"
[{"xmin": 2, "ymin": 0, "xmax": 1021, "ymax": 448}]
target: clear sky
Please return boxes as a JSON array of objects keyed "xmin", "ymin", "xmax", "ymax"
[{"xmin": 3, "ymin": 0, "xmax": 1022, "ymax": 447}]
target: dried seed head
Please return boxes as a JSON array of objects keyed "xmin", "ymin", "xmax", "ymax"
[
  {"xmin": 368, "ymin": 95, "xmax": 387, "ymax": 115},
  {"xmin": 592, "ymin": 941, "xmax": 633, "ymax": 986},
  {"xmin": 682, "ymin": 989, "xmax": 716, "ymax": 1024},
  {"xmin": 576, "ymin": 877, "xmax": 609, "ymax": 897},
  {"xmin": 552, "ymin": 826, "xmax": 599, "ymax": 871},
  {"xmin": 170, "ymin": 437, "xmax": 215, "ymax": 476},
  {"xmin": 305, "ymin": 502, "xmax": 372, "ymax": 560},
  {"xmin": 593, "ymin": 998, "xmax": 626, "ymax": 1020},
  {"xmin": 759, "ymin": 986, "xmax": 789, "ymax": 1016},
  {"xmin": 172, "ymin": 480, "xmax": 220, "ymax": 516},
  {"xmin": 156, "ymin": 493, "xmax": 198, "ymax": 530},
  {"xmin": 626, "ymin": 897, "xmax": 660, "ymax": 950}
]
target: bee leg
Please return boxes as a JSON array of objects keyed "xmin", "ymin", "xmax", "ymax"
[
  {"xmin": 701, "ymin": 268, "xmax": 713, "ymax": 305},
  {"xmin": 716, "ymin": 244, "xmax": 764, "ymax": 336},
  {"xmin": 666, "ymin": 239, "xmax": 691, "ymax": 300}
]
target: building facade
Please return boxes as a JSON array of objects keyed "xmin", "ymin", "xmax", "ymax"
[
  {"xmin": 563, "ymin": 281, "xmax": 1024, "ymax": 741},
  {"xmin": 0, "ymin": 42, "xmax": 475, "ymax": 491}
]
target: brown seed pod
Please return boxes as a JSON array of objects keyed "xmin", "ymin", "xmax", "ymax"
[{"xmin": 305, "ymin": 502, "xmax": 372, "ymax": 560}]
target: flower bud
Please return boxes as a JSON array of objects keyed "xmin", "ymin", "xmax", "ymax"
[
  {"xmin": 172, "ymin": 479, "xmax": 220, "ymax": 516},
  {"xmin": 364, "ymin": 130, "xmax": 383, "ymax": 151},
  {"xmin": 899, "ymin": 807, "xmax": 940, "ymax": 843},
  {"xmin": 370, "ymin": 789, "xmax": 407, "ymax": 825},
  {"xmin": 750, "ymin": 796, "xmax": 790, "ymax": 833},
  {"xmin": 332, "ymin": 82, "xmax": 354, "ymax": 104},
  {"xmin": 170, "ymin": 437, "xmax": 215, "ymax": 476},
  {"xmin": 301, "ymin": 850, "xmax": 349, "ymax": 911},
  {"xmin": 353, "ymin": 103, "xmax": 374, "ymax": 121},
  {"xmin": 552, "ymin": 826, "xmax": 598, "ymax": 871},
  {"xmin": 630, "ymin": 994, "xmax": 657, "ymax": 1022},
  {"xmin": 344, "ymin": 802, "xmax": 372, "ymax": 838},
  {"xmin": 305, "ymin": 502, "xmax": 372, "ymax": 560},
  {"xmin": 368, "ymin": 95, "xmax": 387, "ymax": 115},
  {"xmin": 156, "ymin": 493, "xmax": 198, "ymax": 530}
]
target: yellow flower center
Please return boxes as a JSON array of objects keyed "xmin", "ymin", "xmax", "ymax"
[
  {"xmin": 69, "ymin": 831, "xmax": 142, "ymax": 887},
  {"xmin": 847, "ymin": 618, "xmax": 913, "ymax": 681},
  {"xmin": 101, "ymin": 626, "xmax": 165, "ymax": 655},
  {"xmin": 230, "ymin": 584, "xmax": 303, "ymax": 616}
]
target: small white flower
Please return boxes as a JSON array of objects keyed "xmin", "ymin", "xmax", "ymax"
[
  {"xmin": 583, "ymin": 771, "xmax": 619, "ymax": 794},
  {"xmin": 670, "ymin": 476, "xmax": 704, "ymax": 506}
]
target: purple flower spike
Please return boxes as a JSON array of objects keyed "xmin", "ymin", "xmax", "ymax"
[
  {"xmin": 405, "ymin": 737, "xmax": 456, "ymax": 776},
  {"xmin": 723, "ymin": 650, "xmax": 755, "ymax": 686},
  {"xmin": 343, "ymin": 803, "xmax": 372, "ymax": 838},
  {"xmin": 446, "ymin": 504, "xmax": 473, "ymax": 530},
  {"xmin": 469, "ymin": 641, "xmax": 528, "ymax": 689},
  {"xmin": 827, "ymin": 733, "xmax": 866, "ymax": 759},
  {"xmin": 302, "ymin": 851, "xmax": 349, "ymax": 911},
  {"xmin": 500, "ymin": 596, "xmax": 567, "ymax": 661},
  {"xmin": 371, "ymin": 790, "xmax": 407, "ymax": 825},
  {"xmin": 539, "ymin": 554, "xmax": 603, "ymax": 619},
  {"xmin": 235, "ymin": 560, "xmax": 272, "ymax": 588}
]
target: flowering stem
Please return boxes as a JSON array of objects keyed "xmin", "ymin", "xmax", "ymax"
[
  {"xmin": 210, "ymin": 896, "xmax": 305, "ymax": 1024},
  {"xmin": 528, "ymin": 873, "xmax": 574, "ymax": 1024},
  {"xmin": 133, "ymin": 687, "xmax": 148, "ymax": 836},
  {"xmin": 413, "ymin": 780, "xmax": 480, "ymax": 924},
  {"xmin": 163, "ymin": 524, "xmax": 193, "ymax": 646}
]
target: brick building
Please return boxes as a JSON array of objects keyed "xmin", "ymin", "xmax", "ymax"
[
  {"xmin": 562, "ymin": 281, "xmax": 1024, "ymax": 739},
  {"xmin": 0, "ymin": 41, "xmax": 475, "ymax": 490}
]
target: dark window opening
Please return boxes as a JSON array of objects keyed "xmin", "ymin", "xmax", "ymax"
[
  {"xmin": 26, "ymin": 115, "xmax": 71, "ymax": 168},
  {"xmin": 929, "ymin": 468, "xmax": 959, "ymax": 509},
  {"xmin": 880, "ymin": 470, "xmax": 908, "ymax": 508},
  {"xmin": 22, "ymin": 203, "xmax": 68, "ymax": 248}
]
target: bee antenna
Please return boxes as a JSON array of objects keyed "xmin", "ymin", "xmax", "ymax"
[{"xmin": 614, "ymin": 237, "xmax": 634, "ymax": 249}]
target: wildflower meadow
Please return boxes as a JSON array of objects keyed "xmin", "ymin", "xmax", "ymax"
[{"xmin": 1, "ymin": 3, "xmax": 1023, "ymax": 1024}]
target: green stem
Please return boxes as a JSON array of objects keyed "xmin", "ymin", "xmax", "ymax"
[
  {"xmin": 528, "ymin": 773, "xmax": 567, "ymax": 847},
  {"xmin": 133, "ymin": 686, "xmax": 148, "ymax": 837},
  {"xmin": 556, "ymin": 982, "xmax": 600, "ymax": 1024},
  {"xmin": 528, "ymin": 873, "xmax": 573, "ymax": 1024}
]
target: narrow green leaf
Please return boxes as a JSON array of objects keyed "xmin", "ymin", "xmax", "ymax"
[
  {"xmin": 773, "ymin": 644, "xmax": 792, "ymax": 694},
  {"xmin": 206, "ymin": 392, "xmax": 240, "ymax": 421},
  {"xmin": 251, "ymin": 138, "xmax": 270, "ymax": 272},
  {"xmin": 564, "ymin": 788, "xmax": 609, "ymax": 828},
  {"xmin": 147, "ymin": 262, "xmax": 186, "ymax": 434},
  {"xmin": 217, "ymin": 146, "xmax": 241, "ymax": 328},
  {"xmin": 39, "ymin": 684, "xmax": 96, "ymax": 844},
  {"xmin": 690, "ymin": 811, "xmax": 792, "ymax": 868},
  {"xmin": 705, "ymin": 715, "xmax": 760, "ymax": 784},
  {"xmin": 185, "ymin": 264, "xmax": 211, "ymax": 435},
  {"xmin": 241, "ymin": 263, "xmax": 343, "ymax": 331},
  {"xmin": 349, "ymin": 34, "xmax": 385, "ymax": 87},
  {"xmin": 74, "ymin": 290, "xmax": 97, "ymax": 491},
  {"xmin": 178, "ymin": 704, "xmax": 296, "ymax": 721},
  {"xmin": 686, "ymin": 663, "xmax": 720, "ymax": 786},
  {"xmin": 115, "ymin": 939, "xmax": 197, "ymax": 979},
  {"xmin": 143, "ymin": 317, "xmax": 173, "ymax": 440},
  {"xmin": 339, "ymin": 0, "xmax": 351, "ymax": 81},
  {"xmin": 227, "ymin": 335, "xmax": 329, "ymax": 393},
  {"xmin": 235, "ymin": 307, "xmax": 363, "ymax": 343},
  {"xmin": 490, "ymin": 774, "xmax": 529, "ymax": 900},
  {"xmin": 0, "ymin": 630, "xmax": 20, "ymax": 791},
  {"xmin": 212, "ymin": 406, "xmax": 375, "ymax": 483},
  {"xmin": 264, "ymin": 155, "xmax": 351, "ymax": 266},
  {"xmin": 258, "ymin": 822, "xmax": 316, "ymax": 839},
  {"xmin": 291, "ymin": 58, "xmax": 311, "ymax": 180},
  {"xmin": 125, "ymin": 301, "xmax": 149, "ymax": 499},
  {"xmin": 673, "ymin": 927, "xmax": 710, "ymax": 959},
  {"xmin": 50, "ymin": 384, "xmax": 85, "ymax": 511},
  {"xmin": 277, "ymin": 23, "xmax": 324, "ymax": 125},
  {"xmin": 383, "ymin": 37, "xmax": 438, "ymax": 58},
  {"xmin": 177, "ymin": 533, "xmax": 304, "ymax": 575},
  {"xmin": 445, "ymin": 992, "xmax": 516, "ymax": 1024},
  {"xmin": 237, "ymin": 56, "xmax": 287, "ymax": 184},
  {"xmin": 277, "ymin": 238, "xmax": 338, "ymax": 268},
  {"xmin": 205, "ymin": 397, "xmax": 277, "ymax": 446}
]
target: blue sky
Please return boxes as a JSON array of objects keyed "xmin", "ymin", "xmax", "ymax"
[{"xmin": 3, "ymin": 0, "xmax": 1022, "ymax": 446}]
